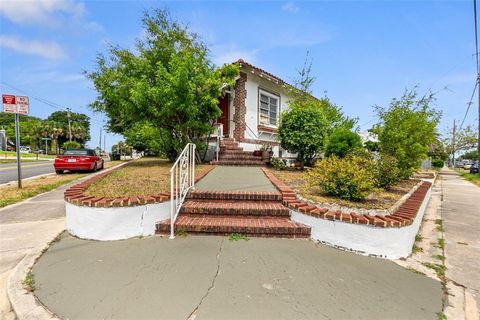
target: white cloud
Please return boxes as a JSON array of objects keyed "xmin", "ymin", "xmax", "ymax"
[
  {"xmin": 0, "ymin": 0, "xmax": 85, "ymax": 26},
  {"xmin": 282, "ymin": 1, "xmax": 299, "ymax": 13},
  {"xmin": 210, "ymin": 44, "xmax": 259, "ymax": 66},
  {"xmin": 0, "ymin": 35, "xmax": 67, "ymax": 59}
]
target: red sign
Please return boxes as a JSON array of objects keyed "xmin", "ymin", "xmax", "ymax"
[
  {"xmin": 2, "ymin": 94, "xmax": 16, "ymax": 113},
  {"xmin": 2, "ymin": 94, "xmax": 29, "ymax": 115}
]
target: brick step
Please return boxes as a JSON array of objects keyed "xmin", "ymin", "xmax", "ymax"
[
  {"xmin": 180, "ymin": 200, "xmax": 290, "ymax": 216},
  {"xmin": 220, "ymin": 146, "xmax": 243, "ymax": 151},
  {"xmin": 156, "ymin": 215, "xmax": 311, "ymax": 238},
  {"xmin": 187, "ymin": 190, "xmax": 282, "ymax": 201},
  {"xmin": 219, "ymin": 149, "xmax": 253, "ymax": 155},
  {"xmin": 219, "ymin": 154, "xmax": 262, "ymax": 161},
  {"xmin": 211, "ymin": 160, "xmax": 266, "ymax": 166}
]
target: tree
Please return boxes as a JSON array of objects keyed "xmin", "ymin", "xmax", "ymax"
[
  {"xmin": 46, "ymin": 111, "xmax": 91, "ymax": 147},
  {"xmin": 324, "ymin": 128, "xmax": 362, "ymax": 158},
  {"xmin": 372, "ymin": 89, "xmax": 441, "ymax": 178},
  {"xmin": 461, "ymin": 150, "xmax": 478, "ymax": 160},
  {"xmin": 278, "ymin": 101, "xmax": 328, "ymax": 167},
  {"xmin": 443, "ymin": 125, "xmax": 477, "ymax": 161},
  {"xmin": 124, "ymin": 121, "xmax": 163, "ymax": 155},
  {"xmin": 428, "ymin": 138, "xmax": 448, "ymax": 161},
  {"xmin": 86, "ymin": 9, "xmax": 239, "ymax": 161}
]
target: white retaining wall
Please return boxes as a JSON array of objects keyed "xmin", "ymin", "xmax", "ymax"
[
  {"xmin": 291, "ymin": 184, "xmax": 433, "ymax": 259},
  {"xmin": 66, "ymin": 202, "xmax": 170, "ymax": 241}
]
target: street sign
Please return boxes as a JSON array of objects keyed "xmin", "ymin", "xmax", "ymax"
[
  {"xmin": 2, "ymin": 94, "xmax": 29, "ymax": 115},
  {"xmin": 16, "ymin": 96, "xmax": 29, "ymax": 115},
  {"xmin": 2, "ymin": 94, "xmax": 16, "ymax": 113}
]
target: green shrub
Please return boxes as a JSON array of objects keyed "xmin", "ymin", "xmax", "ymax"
[
  {"xmin": 62, "ymin": 141, "xmax": 81, "ymax": 150},
  {"xmin": 306, "ymin": 152, "xmax": 377, "ymax": 201},
  {"xmin": 270, "ymin": 157, "xmax": 287, "ymax": 170},
  {"xmin": 375, "ymin": 154, "xmax": 401, "ymax": 189},
  {"xmin": 325, "ymin": 128, "xmax": 363, "ymax": 158},
  {"xmin": 432, "ymin": 159, "xmax": 444, "ymax": 168}
]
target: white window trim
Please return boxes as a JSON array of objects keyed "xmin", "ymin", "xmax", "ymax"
[{"xmin": 258, "ymin": 89, "xmax": 280, "ymax": 127}]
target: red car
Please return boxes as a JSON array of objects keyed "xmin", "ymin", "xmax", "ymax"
[{"xmin": 54, "ymin": 149, "xmax": 104, "ymax": 174}]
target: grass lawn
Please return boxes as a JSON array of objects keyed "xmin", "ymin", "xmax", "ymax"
[
  {"xmin": 85, "ymin": 157, "xmax": 212, "ymax": 198},
  {"xmin": 0, "ymin": 160, "xmax": 125, "ymax": 208},
  {"xmin": 271, "ymin": 169, "xmax": 419, "ymax": 210},
  {"xmin": 0, "ymin": 151, "xmax": 56, "ymax": 160},
  {"xmin": 455, "ymin": 169, "xmax": 480, "ymax": 187}
]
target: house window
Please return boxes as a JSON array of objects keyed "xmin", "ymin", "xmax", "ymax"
[{"xmin": 259, "ymin": 90, "xmax": 279, "ymax": 126}]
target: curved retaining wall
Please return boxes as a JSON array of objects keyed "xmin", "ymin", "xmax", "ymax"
[
  {"xmin": 66, "ymin": 201, "xmax": 170, "ymax": 240},
  {"xmin": 291, "ymin": 185, "xmax": 432, "ymax": 259},
  {"xmin": 261, "ymin": 168, "xmax": 434, "ymax": 259},
  {"xmin": 64, "ymin": 164, "xmax": 215, "ymax": 241}
]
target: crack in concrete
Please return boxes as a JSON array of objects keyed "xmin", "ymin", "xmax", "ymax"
[{"xmin": 186, "ymin": 237, "xmax": 225, "ymax": 320}]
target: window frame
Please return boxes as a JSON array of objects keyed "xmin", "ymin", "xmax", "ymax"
[{"xmin": 257, "ymin": 88, "xmax": 281, "ymax": 127}]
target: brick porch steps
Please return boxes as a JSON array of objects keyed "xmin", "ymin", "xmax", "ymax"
[
  {"xmin": 211, "ymin": 160, "xmax": 265, "ymax": 166},
  {"xmin": 179, "ymin": 200, "xmax": 290, "ymax": 216},
  {"xmin": 156, "ymin": 215, "xmax": 310, "ymax": 238},
  {"xmin": 212, "ymin": 137, "xmax": 267, "ymax": 166},
  {"xmin": 187, "ymin": 190, "xmax": 282, "ymax": 201}
]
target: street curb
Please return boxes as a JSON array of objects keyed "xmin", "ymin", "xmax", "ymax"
[{"xmin": 6, "ymin": 227, "xmax": 64, "ymax": 320}]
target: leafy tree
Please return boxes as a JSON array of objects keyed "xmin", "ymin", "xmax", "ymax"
[
  {"xmin": 325, "ymin": 128, "xmax": 362, "ymax": 158},
  {"xmin": 428, "ymin": 138, "xmax": 448, "ymax": 161},
  {"xmin": 63, "ymin": 141, "xmax": 81, "ymax": 150},
  {"xmin": 461, "ymin": 150, "xmax": 478, "ymax": 160},
  {"xmin": 375, "ymin": 154, "xmax": 401, "ymax": 189},
  {"xmin": 86, "ymin": 9, "xmax": 239, "ymax": 161},
  {"xmin": 372, "ymin": 89, "xmax": 441, "ymax": 179},
  {"xmin": 124, "ymin": 121, "xmax": 163, "ymax": 155},
  {"xmin": 443, "ymin": 125, "xmax": 477, "ymax": 162},
  {"xmin": 46, "ymin": 111, "xmax": 91, "ymax": 147},
  {"xmin": 364, "ymin": 140, "xmax": 379, "ymax": 152},
  {"xmin": 278, "ymin": 101, "xmax": 328, "ymax": 168}
]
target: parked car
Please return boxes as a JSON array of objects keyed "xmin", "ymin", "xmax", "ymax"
[
  {"xmin": 463, "ymin": 163, "xmax": 472, "ymax": 170},
  {"xmin": 54, "ymin": 149, "xmax": 104, "ymax": 174},
  {"xmin": 19, "ymin": 146, "xmax": 31, "ymax": 153},
  {"xmin": 470, "ymin": 162, "xmax": 479, "ymax": 174}
]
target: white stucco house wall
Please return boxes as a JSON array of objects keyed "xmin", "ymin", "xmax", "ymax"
[{"xmin": 215, "ymin": 59, "xmax": 300, "ymax": 159}]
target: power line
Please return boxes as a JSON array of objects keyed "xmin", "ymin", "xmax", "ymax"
[
  {"xmin": 0, "ymin": 81, "xmax": 107, "ymax": 127},
  {"xmin": 458, "ymin": 81, "xmax": 478, "ymax": 131}
]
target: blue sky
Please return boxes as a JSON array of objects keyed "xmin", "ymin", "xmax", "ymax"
[{"xmin": 0, "ymin": 0, "xmax": 477, "ymax": 151}]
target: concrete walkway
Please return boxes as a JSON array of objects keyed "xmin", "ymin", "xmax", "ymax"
[
  {"xmin": 195, "ymin": 166, "xmax": 277, "ymax": 192},
  {"xmin": 0, "ymin": 185, "xmax": 68, "ymax": 320},
  {"xmin": 440, "ymin": 168, "xmax": 480, "ymax": 310},
  {"xmin": 33, "ymin": 233, "xmax": 442, "ymax": 320}
]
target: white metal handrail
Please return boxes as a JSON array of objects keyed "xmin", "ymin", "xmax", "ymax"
[
  {"xmin": 215, "ymin": 123, "xmax": 223, "ymax": 161},
  {"xmin": 169, "ymin": 143, "xmax": 196, "ymax": 239}
]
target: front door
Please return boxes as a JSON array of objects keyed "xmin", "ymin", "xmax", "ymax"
[{"xmin": 218, "ymin": 94, "xmax": 229, "ymax": 137}]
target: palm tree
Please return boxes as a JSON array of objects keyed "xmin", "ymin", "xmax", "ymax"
[{"xmin": 51, "ymin": 123, "xmax": 64, "ymax": 154}]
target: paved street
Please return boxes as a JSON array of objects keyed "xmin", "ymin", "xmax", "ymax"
[
  {"xmin": 441, "ymin": 168, "xmax": 480, "ymax": 309},
  {"xmin": 0, "ymin": 161, "xmax": 54, "ymax": 184},
  {"xmin": 33, "ymin": 234, "xmax": 442, "ymax": 320}
]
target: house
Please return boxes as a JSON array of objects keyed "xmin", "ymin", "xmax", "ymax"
[{"xmin": 213, "ymin": 59, "xmax": 298, "ymax": 162}]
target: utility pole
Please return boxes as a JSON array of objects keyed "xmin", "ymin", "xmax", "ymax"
[
  {"xmin": 67, "ymin": 108, "xmax": 72, "ymax": 142},
  {"xmin": 474, "ymin": 0, "xmax": 480, "ymax": 166},
  {"xmin": 99, "ymin": 128, "xmax": 102, "ymax": 152},
  {"xmin": 103, "ymin": 134, "xmax": 106, "ymax": 154},
  {"xmin": 452, "ymin": 120, "xmax": 456, "ymax": 168}
]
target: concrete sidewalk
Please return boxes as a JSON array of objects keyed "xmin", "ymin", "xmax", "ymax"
[
  {"xmin": 195, "ymin": 166, "xmax": 277, "ymax": 192},
  {"xmin": 33, "ymin": 234, "xmax": 443, "ymax": 320},
  {"xmin": 440, "ymin": 168, "xmax": 480, "ymax": 311},
  {"xmin": 0, "ymin": 185, "xmax": 70, "ymax": 319}
]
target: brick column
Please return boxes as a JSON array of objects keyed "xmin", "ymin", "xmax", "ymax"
[{"xmin": 233, "ymin": 72, "xmax": 247, "ymax": 142}]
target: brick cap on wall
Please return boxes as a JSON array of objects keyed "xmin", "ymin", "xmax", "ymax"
[
  {"xmin": 64, "ymin": 163, "xmax": 215, "ymax": 208},
  {"xmin": 261, "ymin": 167, "xmax": 432, "ymax": 229}
]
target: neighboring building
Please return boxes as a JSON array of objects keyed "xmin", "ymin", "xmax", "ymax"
[
  {"xmin": 0, "ymin": 129, "xmax": 6, "ymax": 151},
  {"xmin": 214, "ymin": 59, "xmax": 302, "ymax": 158}
]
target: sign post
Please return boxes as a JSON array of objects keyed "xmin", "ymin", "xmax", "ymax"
[{"xmin": 2, "ymin": 94, "xmax": 29, "ymax": 188}]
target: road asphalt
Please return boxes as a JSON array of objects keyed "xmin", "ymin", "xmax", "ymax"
[
  {"xmin": 0, "ymin": 161, "xmax": 54, "ymax": 184},
  {"xmin": 440, "ymin": 168, "xmax": 480, "ymax": 310}
]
